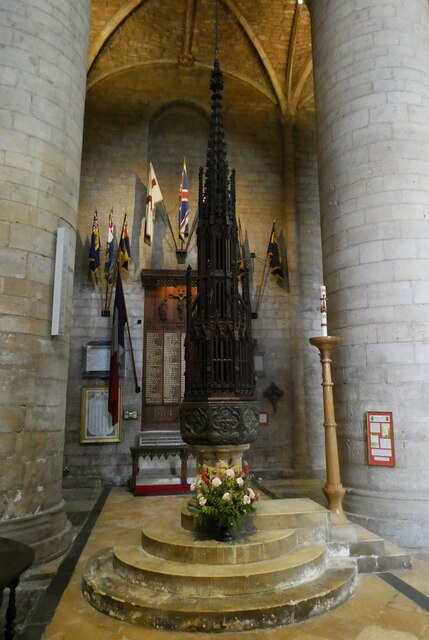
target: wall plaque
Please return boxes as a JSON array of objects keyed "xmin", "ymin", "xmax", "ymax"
[
  {"xmin": 366, "ymin": 411, "xmax": 395, "ymax": 466},
  {"xmin": 145, "ymin": 331, "xmax": 163, "ymax": 404},
  {"xmin": 80, "ymin": 386, "xmax": 121, "ymax": 443}
]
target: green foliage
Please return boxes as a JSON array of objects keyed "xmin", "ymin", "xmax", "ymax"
[{"xmin": 191, "ymin": 461, "xmax": 259, "ymax": 531}]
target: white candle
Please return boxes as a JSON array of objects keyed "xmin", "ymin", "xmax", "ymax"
[{"xmin": 320, "ymin": 285, "xmax": 328, "ymax": 336}]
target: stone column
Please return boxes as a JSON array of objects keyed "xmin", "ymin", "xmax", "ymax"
[
  {"xmin": 282, "ymin": 118, "xmax": 311, "ymax": 477},
  {"xmin": 0, "ymin": 0, "xmax": 90, "ymax": 561},
  {"xmin": 307, "ymin": 0, "xmax": 429, "ymax": 545}
]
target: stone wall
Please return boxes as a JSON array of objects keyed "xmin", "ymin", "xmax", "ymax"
[
  {"xmin": 308, "ymin": 0, "xmax": 429, "ymax": 546},
  {"xmin": 0, "ymin": 0, "xmax": 90, "ymax": 561},
  {"xmin": 64, "ymin": 69, "xmax": 323, "ymax": 486}
]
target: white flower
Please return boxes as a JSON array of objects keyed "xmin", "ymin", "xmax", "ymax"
[
  {"xmin": 226, "ymin": 468, "xmax": 235, "ymax": 478},
  {"xmin": 247, "ymin": 487, "xmax": 255, "ymax": 500},
  {"xmin": 243, "ymin": 495, "xmax": 251, "ymax": 505},
  {"xmin": 190, "ymin": 482, "xmax": 196, "ymax": 491},
  {"xmin": 222, "ymin": 492, "xmax": 231, "ymax": 501},
  {"xmin": 212, "ymin": 477, "xmax": 222, "ymax": 487},
  {"xmin": 198, "ymin": 495, "xmax": 207, "ymax": 506},
  {"xmin": 236, "ymin": 477, "xmax": 244, "ymax": 487}
]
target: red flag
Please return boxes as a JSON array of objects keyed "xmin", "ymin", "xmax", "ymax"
[{"xmin": 108, "ymin": 270, "xmax": 127, "ymax": 425}]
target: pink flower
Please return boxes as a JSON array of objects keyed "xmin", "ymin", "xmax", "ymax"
[
  {"xmin": 198, "ymin": 495, "xmax": 207, "ymax": 506},
  {"xmin": 222, "ymin": 492, "xmax": 231, "ymax": 501},
  {"xmin": 212, "ymin": 477, "xmax": 222, "ymax": 487},
  {"xmin": 236, "ymin": 477, "xmax": 244, "ymax": 487},
  {"xmin": 243, "ymin": 495, "xmax": 251, "ymax": 505},
  {"xmin": 247, "ymin": 487, "xmax": 255, "ymax": 500},
  {"xmin": 226, "ymin": 468, "xmax": 235, "ymax": 478}
]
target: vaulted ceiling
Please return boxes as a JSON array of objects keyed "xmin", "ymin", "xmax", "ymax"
[{"xmin": 86, "ymin": 0, "xmax": 314, "ymax": 119}]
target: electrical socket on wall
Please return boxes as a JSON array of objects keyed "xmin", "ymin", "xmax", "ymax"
[{"xmin": 122, "ymin": 410, "xmax": 138, "ymax": 420}]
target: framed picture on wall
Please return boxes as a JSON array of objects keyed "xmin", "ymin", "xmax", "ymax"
[{"xmin": 80, "ymin": 386, "xmax": 121, "ymax": 444}]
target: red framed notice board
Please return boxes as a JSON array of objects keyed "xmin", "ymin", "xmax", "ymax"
[{"xmin": 366, "ymin": 411, "xmax": 395, "ymax": 466}]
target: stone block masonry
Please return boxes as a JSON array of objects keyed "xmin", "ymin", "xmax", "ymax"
[
  {"xmin": 0, "ymin": 0, "xmax": 91, "ymax": 562},
  {"xmin": 308, "ymin": 0, "xmax": 429, "ymax": 546}
]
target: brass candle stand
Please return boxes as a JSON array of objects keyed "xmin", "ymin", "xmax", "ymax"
[{"xmin": 309, "ymin": 336, "xmax": 347, "ymax": 523}]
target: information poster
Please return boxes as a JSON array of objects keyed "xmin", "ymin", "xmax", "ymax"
[{"xmin": 366, "ymin": 411, "xmax": 395, "ymax": 466}]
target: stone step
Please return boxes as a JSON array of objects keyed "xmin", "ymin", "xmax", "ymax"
[
  {"xmin": 181, "ymin": 497, "xmax": 329, "ymax": 544},
  {"xmin": 329, "ymin": 523, "xmax": 386, "ymax": 557},
  {"xmin": 253, "ymin": 498, "xmax": 329, "ymax": 543},
  {"xmin": 355, "ymin": 540, "xmax": 412, "ymax": 573},
  {"xmin": 258, "ymin": 478, "xmax": 326, "ymax": 506},
  {"xmin": 328, "ymin": 522, "xmax": 412, "ymax": 573},
  {"xmin": 141, "ymin": 514, "xmax": 297, "ymax": 564},
  {"xmin": 82, "ymin": 549, "xmax": 357, "ymax": 632},
  {"xmin": 113, "ymin": 541, "xmax": 327, "ymax": 596}
]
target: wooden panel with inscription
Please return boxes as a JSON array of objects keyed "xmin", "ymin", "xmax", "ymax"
[{"xmin": 142, "ymin": 280, "xmax": 192, "ymax": 431}]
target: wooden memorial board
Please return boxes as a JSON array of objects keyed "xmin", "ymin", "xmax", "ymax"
[{"xmin": 141, "ymin": 270, "xmax": 196, "ymax": 432}]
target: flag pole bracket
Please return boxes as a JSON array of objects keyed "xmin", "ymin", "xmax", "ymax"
[{"xmin": 176, "ymin": 250, "xmax": 187, "ymax": 264}]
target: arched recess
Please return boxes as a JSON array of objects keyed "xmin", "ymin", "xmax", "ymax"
[{"xmin": 146, "ymin": 101, "xmax": 210, "ymax": 269}]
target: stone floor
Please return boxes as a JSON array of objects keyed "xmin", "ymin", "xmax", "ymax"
[{"xmin": 5, "ymin": 483, "xmax": 429, "ymax": 639}]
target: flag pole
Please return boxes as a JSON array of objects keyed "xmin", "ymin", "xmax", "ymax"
[
  {"xmin": 106, "ymin": 263, "xmax": 117, "ymax": 312},
  {"xmin": 120, "ymin": 268, "xmax": 140, "ymax": 394},
  {"xmin": 126, "ymin": 319, "xmax": 140, "ymax": 394},
  {"xmin": 238, "ymin": 216, "xmax": 245, "ymax": 271},
  {"xmin": 115, "ymin": 265, "xmax": 140, "ymax": 394},
  {"xmin": 255, "ymin": 255, "xmax": 270, "ymax": 316},
  {"xmin": 255, "ymin": 220, "xmax": 276, "ymax": 315},
  {"xmin": 184, "ymin": 208, "xmax": 199, "ymax": 252},
  {"xmin": 162, "ymin": 202, "xmax": 179, "ymax": 251},
  {"xmin": 106, "ymin": 213, "xmax": 127, "ymax": 313},
  {"xmin": 102, "ymin": 278, "xmax": 109, "ymax": 315},
  {"xmin": 258, "ymin": 261, "xmax": 271, "ymax": 313}
]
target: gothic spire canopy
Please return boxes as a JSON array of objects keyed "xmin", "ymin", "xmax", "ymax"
[
  {"xmin": 180, "ymin": 55, "xmax": 259, "ymax": 447},
  {"xmin": 202, "ymin": 54, "xmax": 230, "ymax": 226}
]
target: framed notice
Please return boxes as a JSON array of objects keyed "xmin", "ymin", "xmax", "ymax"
[
  {"xmin": 82, "ymin": 341, "xmax": 111, "ymax": 378},
  {"xmin": 366, "ymin": 411, "xmax": 395, "ymax": 466},
  {"xmin": 80, "ymin": 386, "xmax": 121, "ymax": 444}
]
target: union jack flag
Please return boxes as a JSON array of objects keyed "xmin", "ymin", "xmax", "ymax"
[{"xmin": 179, "ymin": 159, "xmax": 189, "ymax": 242}]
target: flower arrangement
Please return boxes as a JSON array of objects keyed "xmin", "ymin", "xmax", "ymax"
[{"xmin": 191, "ymin": 461, "xmax": 259, "ymax": 534}]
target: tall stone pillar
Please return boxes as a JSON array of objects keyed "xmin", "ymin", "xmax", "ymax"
[
  {"xmin": 307, "ymin": 0, "xmax": 429, "ymax": 545},
  {"xmin": 0, "ymin": 0, "xmax": 90, "ymax": 561},
  {"xmin": 282, "ymin": 119, "xmax": 311, "ymax": 477}
]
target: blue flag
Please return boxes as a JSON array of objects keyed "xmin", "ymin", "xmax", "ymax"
[
  {"xmin": 119, "ymin": 213, "xmax": 131, "ymax": 270},
  {"xmin": 104, "ymin": 209, "xmax": 114, "ymax": 283},
  {"xmin": 89, "ymin": 211, "xmax": 100, "ymax": 272},
  {"xmin": 267, "ymin": 222, "xmax": 284, "ymax": 278}
]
